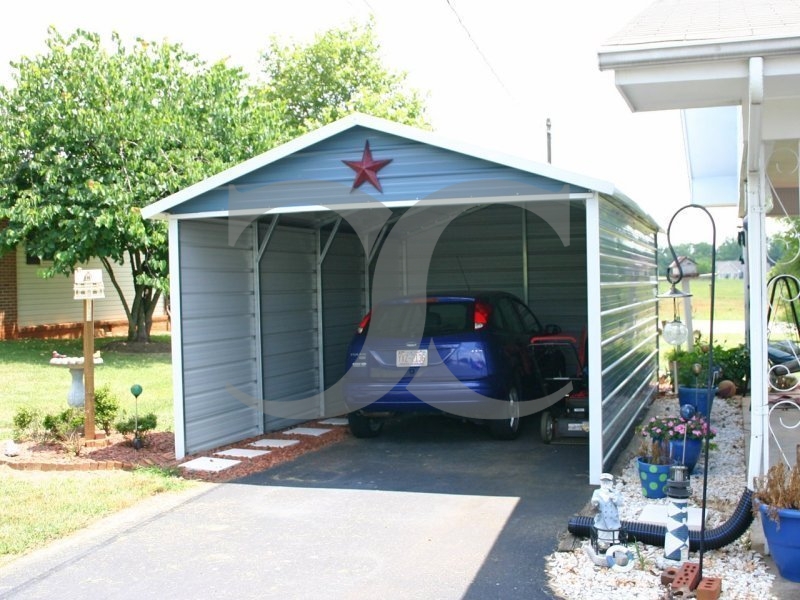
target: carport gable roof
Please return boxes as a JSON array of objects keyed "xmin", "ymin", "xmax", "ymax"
[{"xmin": 142, "ymin": 113, "xmax": 656, "ymax": 228}]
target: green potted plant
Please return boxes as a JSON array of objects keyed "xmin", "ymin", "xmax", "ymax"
[
  {"xmin": 635, "ymin": 418, "xmax": 675, "ymax": 499},
  {"xmin": 753, "ymin": 460, "xmax": 800, "ymax": 582},
  {"xmin": 637, "ymin": 412, "xmax": 716, "ymax": 478},
  {"xmin": 666, "ymin": 336, "xmax": 720, "ymax": 417}
]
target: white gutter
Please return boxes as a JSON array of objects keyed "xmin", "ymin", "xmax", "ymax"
[{"xmin": 599, "ymin": 36, "xmax": 800, "ymax": 70}]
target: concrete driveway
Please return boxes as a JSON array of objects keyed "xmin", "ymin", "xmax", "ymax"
[{"xmin": 0, "ymin": 415, "xmax": 591, "ymax": 600}]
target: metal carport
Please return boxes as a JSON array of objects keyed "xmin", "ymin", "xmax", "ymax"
[{"xmin": 142, "ymin": 113, "xmax": 660, "ymax": 484}]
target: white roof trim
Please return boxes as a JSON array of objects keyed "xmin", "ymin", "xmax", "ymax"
[
  {"xmin": 599, "ymin": 35, "xmax": 800, "ymax": 71},
  {"xmin": 154, "ymin": 192, "xmax": 597, "ymax": 221},
  {"xmin": 142, "ymin": 113, "xmax": 619, "ymax": 219}
]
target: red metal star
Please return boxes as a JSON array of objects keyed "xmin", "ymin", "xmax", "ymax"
[{"xmin": 343, "ymin": 140, "xmax": 392, "ymax": 192}]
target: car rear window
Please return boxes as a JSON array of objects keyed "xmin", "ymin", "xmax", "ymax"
[{"xmin": 370, "ymin": 301, "xmax": 473, "ymax": 337}]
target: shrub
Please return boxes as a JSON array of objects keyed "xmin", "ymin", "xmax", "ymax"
[
  {"xmin": 42, "ymin": 408, "xmax": 84, "ymax": 440},
  {"xmin": 666, "ymin": 336, "xmax": 749, "ymax": 393},
  {"xmin": 40, "ymin": 408, "xmax": 85, "ymax": 455},
  {"xmin": 93, "ymin": 385, "xmax": 120, "ymax": 436},
  {"xmin": 12, "ymin": 407, "xmax": 40, "ymax": 442},
  {"xmin": 115, "ymin": 411, "xmax": 158, "ymax": 446}
]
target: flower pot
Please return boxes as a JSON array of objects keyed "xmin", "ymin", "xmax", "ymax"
[
  {"xmin": 678, "ymin": 386, "xmax": 717, "ymax": 418},
  {"xmin": 759, "ymin": 504, "xmax": 800, "ymax": 582},
  {"xmin": 669, "ymin": 438, "xmax": 703, "ymax": 474},
  {"xmin": 637, "ymin": 457, "xmax": 671, "ymax": 499}
]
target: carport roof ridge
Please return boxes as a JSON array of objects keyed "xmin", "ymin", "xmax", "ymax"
[{"xmin": 141, "ymin": 112, "xmax": 654, "ymax": 228}]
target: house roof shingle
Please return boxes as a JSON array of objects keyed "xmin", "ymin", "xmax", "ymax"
[{"xmin": 603, "ymin": 0, "xmax": 800, "ymax": 49}]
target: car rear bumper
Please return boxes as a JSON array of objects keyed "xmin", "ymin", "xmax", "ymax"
[{"xmin": 344, "ymin": 379, "xmax": 506, "ymax": 414}]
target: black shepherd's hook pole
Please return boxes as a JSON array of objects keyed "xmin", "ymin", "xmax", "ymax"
[{"xmin": 664, "ymin": 204, "xmax": 716, "ymax": 579}]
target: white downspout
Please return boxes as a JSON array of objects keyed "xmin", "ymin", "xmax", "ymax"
[{"xmin": 746, "ymin": 57, "xmax": 769, "ymax": 488}]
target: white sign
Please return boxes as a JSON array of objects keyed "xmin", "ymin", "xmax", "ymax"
[{"xmin": 73, "ymin": 268, "xmax": 105, "ymax": 300}]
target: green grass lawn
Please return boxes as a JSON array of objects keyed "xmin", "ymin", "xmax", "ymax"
[
  {"xmin": 0, "ymin": 467, "xmax": 195, "ymax": 568},
  {"xmin": 659, "ymin": 277, "xmax": 746, "ymax": 322},
  {"xmin": 658, "ymin": 277, "xmax": 747, "ymax": 375},
  {"xmin": 0, "ymin": 336, "xmax": 173, "ymax": 439},
  {"xmin": 0, "ymin": 335, "xmax": 189, "ymax": 566}
]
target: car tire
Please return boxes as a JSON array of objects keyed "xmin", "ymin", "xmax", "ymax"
[
  {"xmin": 490, "ymin": 385, "xmax": 521, "ymax": 440},
  {"xmin": 348, "ymin": 412, "xmax": 384, "ymax": 438},
  {"xmin": 540, "ymin": 410, "xmax": 554, "ymax": 444}
]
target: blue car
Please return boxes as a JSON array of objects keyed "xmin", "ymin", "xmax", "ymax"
[{"xmin": 343, "ymin": 291, "xmax": 559, "ymax": 439}]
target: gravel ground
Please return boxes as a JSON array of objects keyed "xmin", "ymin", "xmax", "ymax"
[{"xmin": 546, "ymin": 395, "xmax": 777, "ymax": 599}]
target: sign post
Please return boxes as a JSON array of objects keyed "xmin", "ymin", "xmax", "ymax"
[{"xmin": 74, "ymin": 268, "xmax": 105, "ymax": 440}]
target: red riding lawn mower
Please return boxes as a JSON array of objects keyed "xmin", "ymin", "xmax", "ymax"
[{"xmin": 530, "ymin": 329, "xmax": 589, "ymax": 443}]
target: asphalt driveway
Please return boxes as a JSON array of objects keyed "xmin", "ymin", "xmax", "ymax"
[{"xmin": 0, "ymin": 415, "xmax": 591, "ymax": 600}]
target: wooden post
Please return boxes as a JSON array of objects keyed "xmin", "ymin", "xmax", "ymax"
[
  {"xmin": 83, "ymin": 299, "xmax": 95, "ymax": 440},
  {"xmin": 74, "ymin": 267, "xmax": 103, "ymax": 440}
]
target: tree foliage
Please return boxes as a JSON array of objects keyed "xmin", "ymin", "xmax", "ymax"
[
  {"xmin": 0, "ymin": 23, "xmax": 426, "ymax": 342},
  {"xmin": 259, "ymin": 19, "xmax": 428, "ymax": 137},
  {"xmin": 657, "ymin": 237, "xmax": 742, "ymax": 277},
  {"xmin": 767, "ymin": 218, "xmax": 800, "ymax": 280},
  {"xmin": 0, "ymin": 28, "xmax": 280, "ymax": 341}
]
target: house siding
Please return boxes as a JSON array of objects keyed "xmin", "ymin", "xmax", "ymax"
[{"xmin": 10, "ymin": 247, "xmax": 166, "ymax": 338}]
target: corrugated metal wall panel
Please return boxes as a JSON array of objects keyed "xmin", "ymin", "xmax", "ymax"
[
  {"xmin": 179, "ymin": 219, "xmax": 260, "ymax": 454},
  {"xmin": 425, "ymin": 205, "xmax": 525, "ymax": 297},
  {"xmin": 597, "ymin": 197, "xmax": 659, "ymax": 471},
  {"xmin": 528, "ymin": 202, "xmax": 588, "ymax": 334},
  {"xmin": 260, "ymin": 226, "xmax": 320, "ymax": 428},
  {"xmin": 322, "ymin": 232, "xmax": 364, "ymax": 390},
  {"xmin": 171, "ymin": 128, "xmax": 590, "ymax": 216}
]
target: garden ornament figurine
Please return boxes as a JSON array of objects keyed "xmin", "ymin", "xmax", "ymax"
[{"xmin": 591, "ymin": 472, "xmax": 624, "ymax": 550}]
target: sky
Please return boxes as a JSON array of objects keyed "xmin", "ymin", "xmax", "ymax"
[{"xmin": 0, "ymin": 0, "xmax": 743, "ymax": 243}]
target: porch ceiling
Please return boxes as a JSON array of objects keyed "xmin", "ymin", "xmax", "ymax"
[{"xmin": 599, "ymin": 36, "xmax": 800, "ymax": 212}]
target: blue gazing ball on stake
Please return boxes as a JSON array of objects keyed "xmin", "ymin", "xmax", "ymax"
[
  {"xmin": 680, "ymin": 402, "xmax": 696, "ymax": 421},
  {"xmin": 130, "ymin": 384, "xmax": 143, "ymax": 398}
]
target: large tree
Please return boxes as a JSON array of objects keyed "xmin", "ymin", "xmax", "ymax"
[
  {"xmin": 259, "ymin": 19, "xmax": 428, "ymax": 137},
  {"xmin": 0, "ymin": 23, "xmax": 427, "ymax": 342},
  {"xmin": 0, "ymin": 28, "xmax": 280, "ymax": 341}
]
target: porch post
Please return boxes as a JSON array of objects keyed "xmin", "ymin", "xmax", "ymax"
[{"xmin": 745, "ymin": 57, "xmax": 769, "ymax": 486}]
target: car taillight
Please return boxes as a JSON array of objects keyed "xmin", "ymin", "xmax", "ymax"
[
  {"xmin": 474, "ymin": 301, "xmax": 491, "ymax": 330},
  {"xmin": 356, "ymin": 312, "xmax": 371, "ymax": 334}
]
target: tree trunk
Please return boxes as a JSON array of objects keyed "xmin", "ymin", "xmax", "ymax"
[{"xmin": 128, "ymin": 283, "xmax": 162, "ymax": 343}]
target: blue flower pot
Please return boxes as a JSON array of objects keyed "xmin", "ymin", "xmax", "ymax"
[
  {"xmin": 637, "ymin": 457, "xmax": 671, "ymax": 499},
  {"xmin": 678, "ymin": 386, "xmax": 717, "ymax": 418},
  {"xmin": 669, "ymin": 438, "xmax": 703, "ymax": 474},
  {"xmin": 759, "ymin": 504, "xmax": 800, "ymax": 582}
]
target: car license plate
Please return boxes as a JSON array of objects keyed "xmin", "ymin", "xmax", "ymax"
[{"xmin": 397, "ymin": 349, "xmax": 428, "ymax": 367}]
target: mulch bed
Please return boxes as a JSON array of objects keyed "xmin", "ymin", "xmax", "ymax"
[{"xmin": 1, "ymin": 421, "xmax": 351, "ymax": 483}]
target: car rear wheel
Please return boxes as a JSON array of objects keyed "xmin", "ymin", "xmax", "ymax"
[
  {"xmin": 540, "ymin": 410, "xmax": 554, "ymax": 444},
  {"xmin": 348, "ymin": 412, "xmax": 384, "ymax": 438},
  {"xmin": 490, "ymin": 385, "xmax": 521, "ymax": 440}
]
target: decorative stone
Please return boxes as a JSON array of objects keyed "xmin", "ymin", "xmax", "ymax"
[{"xmin": 4, "ymin": 440, "xmax": 19, "ymax": 457}]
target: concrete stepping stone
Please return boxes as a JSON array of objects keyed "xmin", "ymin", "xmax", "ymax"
[
  {"xmin": 214, "ymin": 448, "xmax": 270, "ymax": 459},
  {"xmin": 179, "ymin": 456, "xmax": 240, "ymax": 473},
  {"xmin": 249, "ymin": 438, "xmax": 299, "ymax": 449},
  {"xmin": 282, "ymin": 427, "xmax": 332, "ymax": 437},
  {"xmin": 319, "ymin": 418, "xmax": 348, "ymax": 426}
]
